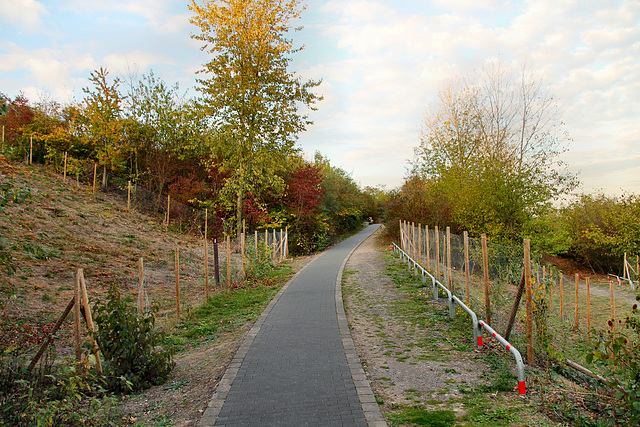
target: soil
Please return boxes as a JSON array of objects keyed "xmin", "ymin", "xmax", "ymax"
[{"xmin": 343, "ymin": 229, "xmax": 490, "ymax": 415}]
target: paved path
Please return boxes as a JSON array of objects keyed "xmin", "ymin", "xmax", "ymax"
[{"xmin": 200, "ymin": 225, "xmax": 386, "ymax": 427}]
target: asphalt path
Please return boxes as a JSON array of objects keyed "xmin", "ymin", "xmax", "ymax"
[{"xmin": 199, "ymin": 225, "xmax": 386, "ymax": 426}]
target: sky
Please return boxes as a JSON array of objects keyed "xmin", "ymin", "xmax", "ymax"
[{"xmin": 1, "ymin": 0, "xmax": 639, "ymax": 196}]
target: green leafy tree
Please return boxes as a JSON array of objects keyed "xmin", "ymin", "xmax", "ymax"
[
  {"xmin": 82, "ymin": 67, "xmax": 126, "ymax": 187},
  {"xmin": 189, "ymin": 0, "xmax": 322, "ymax": 237},
  {"xmin": 412, "ymin": 61, "xmax": 577, "ymax": 241}
]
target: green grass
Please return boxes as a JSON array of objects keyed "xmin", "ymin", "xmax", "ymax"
[
  {"xmin": 387, "ymin": 406, "xmax": 456, "ymax": 427},
  {"xmin": 165, "ymin": 263, "xmax": 293, "ymax": 352}
]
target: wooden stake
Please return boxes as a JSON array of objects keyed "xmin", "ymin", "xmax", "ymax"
[
  {"xmin": 78, "ymin": 269, "xmax": 102, "ymax": 372},
  {"xmin": 92, "ymin": 164, "xmax": 97, "ymax": 194},
  {"xmin": 559, "ymin": 274, "xmax": 564, "ymax": 319},
  {"xmin": 254, "ymin": 230, "xmax": 258, "ymax": 260},
  {"xmin": 127, "ymin": 181, "xmax": 131, "ymax": 210},
  {"xmin": 425, "ymin": 225, "xmax": 430, "ymax": 271},
  {"xmin": 29, "ymin": 135, "xmax": 33, "ymax": 165},
  {"xmin": 75, "ymin": 271, "xmax": 82, "ymax": 363},
  {"xmin": 435, "ymin": 226, "xmax": 440, "ymax": 280},
  {"xmin": 241, "ymin": 220, "xmax": 246, "ymax": 279},
  {"xmin": 610, "ymin": 277, "xmax": 616, "ymax": 332},
  {"xmin": 28, "ymin": 297, "xmax": 75, "ymax": 373},
  {"xmin": 204, "ymin": 209, "xmax": 209, "ymax": 300},
  {"xmin": 63, "ymin": 151, "xmax": 68, "ymax": 182},
  {"xmin": 524, "ymin": 239, "xmax": 533, "ymax": 365},
  {"xmin": 482, "ymin": 234, "xmax": 491, "ymax": 324},
  {"xmin": 137, "ymin": 257, "xmax": 144, "ymax": 313},
  {"xmin": 273, "ymin": 229, "xmax": 277, "ymax": 263},
  {"xmin": 586, "ymin": 277, "xmax": 591, "ymax": 342},
  {"xmin": 226, "ymin": 235, "xmax": 231, "ymax": 288},
  {"xmin": 175, "ymin": 247, "xmax": 180, "ymax": 318},
  {"xmin": 213, "ymin": 238, "xmax": 220, "ymax": 288},
  {"xmin": 446, "ymin": 226, "xmax": 452, "ymax": 291},
  {"xmin": 165, "ymin": 195, "xmax": 171, "ymax": 231},
  {"xmin": 575, "ymin": 273, "xmax": 580, "ymax": 329},
  {"xmin": 464, "ymin": 231, "xmax": 470, "ymax": 304},
  {"xmin": 418, "ymin": 223, "xmax": 422, "ymax": 264}
]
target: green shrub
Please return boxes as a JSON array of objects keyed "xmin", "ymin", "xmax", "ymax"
[
  {"xmin": 587, "ymin": 297, "xmax": 640, "ymax": 425},
  {"xmin": 93, "ymin": 286, "xmax": 174, "ymax": 393}
]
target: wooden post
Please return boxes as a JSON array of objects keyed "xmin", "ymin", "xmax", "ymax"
[
  {"xmin": 214, "ymin": 238, "xmax": 220, "ymax": 288},
  {"xmin": 435, "ymin": 226, "xmax": 440, "ymax": 279},
  {"xmin": 425, "ymin": 225, "xmax": 430, "ymax": 270},
  {"xmin": 559, "ymin": 274, "xmax": 564, "ymax": 319},
  {"xmin": 574, "ymin": 273, "xmax": 580, "ymax": 329},
  {"xmin": 137, "ymin": 257, "xmax": 144, "ymax": 314},
  {"xmin": 418, "ymin": 223, "xmax": 422, "ymax": 264},
  {"xmin": 92, "ymin": 164, "xmax": 97, "ymax": 194},
  {"xmin": 204, "ymin": 209, "xmax": 209, "ymax": 300},
  {"xmin": 624, "ymin": 253, "xmax": 628, "ymax": 280},
  {"xmin": 273, "ymin": 229, "xmax": 277, "ymax": 263},
  {"xmin": 28, "ymin": 297, "xmax": 74, "ymax": 373},
  {"xmin": 524, "ymin": 239, "xmax": 533, "ymax": 365},
  {"xmin": 254, "ymin": 230, "xmax": 258, "ymax": 260},
  {"xmin": 175, "ymin": 247, "xmax": 180, "ymax": 319},
  {"xmin": 127, "ymin": 181, "xmax": 131, "ymax": 210},
  {"xmin": 610, "ymin": 277, "xmax": 616, "ymax": 332},
  {"xmin": 63, "ymin": 151, "xmax": 68, "ymax": 182},
  {"xmin": 285, "ymin": 227, "xmax": 289, "ymax": 259},
  {"xmin": 165, "ymin": 195, "xmax": 171, "ymax": 231},
  {"xmin": 464, "ymin": 231, "xmax": 470, "ymax": 304},
  {"xmin": 74, "ymin": 270, "xmax": 82, "ymax": 363},
  {"xmin": 78, "ymin": 269, "xmax": 102, "ymax": 372},
  {"xmin": 482, "ymin": 234, "xmax": 491, "ymax": 324},
  {"xmin": 241, "ymin": 220, "xmax": 246, "ymax": 279},
  {"xmin": 548, "ymin": 269, "xmax": 553, "ymax": 314},
  {"xmin": 226, "ymin": 235, "xmax": 231, "ymax": 287},
  {"xmin": 29, "ymin": 135, "xmax": 33, "ymax": 165},
  {"xmin": 446, "ymin": 226, "xmax": 452, "ymax": 291},
  {"xmin": 280, "ymin": 228, "xmax": 284, "ymax": 261},
  {"xmin": 587, "ymin": 276, "xmax": 592, "ymax": 341}
]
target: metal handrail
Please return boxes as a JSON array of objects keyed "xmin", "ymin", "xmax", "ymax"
[{"xmin": 391, "ymin": 242, "xmax": 526, "ymax": 394}]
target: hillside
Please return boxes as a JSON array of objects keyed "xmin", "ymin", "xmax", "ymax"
[{"xmin": 0, "ymin": 159, "xmax": 212, "ymax": 337}]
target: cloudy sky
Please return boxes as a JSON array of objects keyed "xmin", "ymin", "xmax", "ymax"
[{"xmin": 1, "ymin": 0, "xmax": 639, "ymax": 195}]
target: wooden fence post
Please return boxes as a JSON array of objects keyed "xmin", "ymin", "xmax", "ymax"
[
  {"xmin": 165, "ymin": 195, "xmax": 171, "ymax": 232},
  {"xmin": 29, "ymin": 135, "xmax": 33, "ymax": 165},
  {"xmin": 137, "ymin": 257, "xmax": 144, "ymax": 313},
  {"xmin": 204, "ymin": 208, "xmax": 209, "ymax": 300},
  {"xmin": 214, "ymin": 238, "xmax": 220, "ymax": 288},
  {"xmin": 75, "ymin": 270, "xmax": 82, "ymax": 363},
  {"xmin": 63, "ymin": 151, "xmax": 68, "ymax": 182},
  {"xmin": 559, "ymin": 274, "xmax": 564, "ymax": 319},
  {"xmin": 127, "ymin": 181, "xmax": 131, "ymax": 210},
  {"xmin": 425, "ymin": 225, "xmax": 430, "ymax": 271},
  {"xmin": 226, "ymin": 235, "xmax": 231, "ymax": 288},
  {"xmin": 524, "ymin": 239, "xmax": 533, "ymax": 365},
  {"xmin": 92, "ymin": 164, "xmax": 97, "ymax": 194},
  {"xmin": 610, "ymin": 277, "xmax": 616, "ymax": 332},
  {"xmin": 586, "ymin": 277, "xmax": 591, "ymax": 342},
  {"xmin": 446, "ymin": 226, "xmax": 452, "ymax": 291},
  {"xmin": 418, "ymin": 223, "xmax": 422, "ymax": 264},
  {"xmin": 482, "ymin": 234, "xmax": 491, "ymax": 325},
  {"xmin": 175, "ymin": 247, "xmax": 180, "ymax": 319},
  {"xmin": 435, "ymin": 226, "xmax": 440, "ymax": 280},
  {"xmin": 574, "ymin": 273, "xmax": 580, "ymax": 329},
  {"xmin": 464, "ymin": 231, "xmax": 470, "ymax": 304},
  {"xmin": 399, "ymin": 220, "xmax": 404, "ymax": 251},
  {"xmin": 78, "ymin": 269, "xmax": 102, "ymax": 372}
]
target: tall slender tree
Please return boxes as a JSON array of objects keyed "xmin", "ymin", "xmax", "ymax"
[{"xmin": 189, "ymin": 0, "xmax": 321, "ymax": 236}]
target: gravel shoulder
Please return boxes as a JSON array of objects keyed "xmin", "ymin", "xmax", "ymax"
[{"xmin": 342, "ymin": 228, "xmax": 559, "ymax": 426}]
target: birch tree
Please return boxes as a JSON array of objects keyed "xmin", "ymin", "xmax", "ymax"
[{"xmin": 189, "ymin": 0, "xmax": 321, "ymax": 236}]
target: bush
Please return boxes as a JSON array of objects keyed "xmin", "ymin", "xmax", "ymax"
[
  {"xmin": 93, "ymin": 286, "xmax": 174, "ymax": 393},
  {"xmin": 587, "ymin": 297, "xmax": 640, "ymax": 425}
]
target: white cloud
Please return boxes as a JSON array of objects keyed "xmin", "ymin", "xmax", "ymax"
[{"xmin": 0, "ymin": 0, "xmax": 47, "ymax": 30}]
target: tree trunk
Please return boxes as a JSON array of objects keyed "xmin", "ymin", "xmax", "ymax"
[
  {"xmin": 102, "ymin": 165, "xmax": 107, "ymax": 188},
  {"xmin": 236, "ymin": 186, "xmax": 243, "ymax": 239}
]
